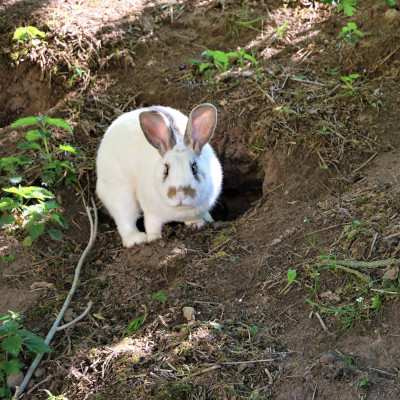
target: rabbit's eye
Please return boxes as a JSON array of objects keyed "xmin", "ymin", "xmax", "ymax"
[
  {"xmin": 163, "ymin": 163, "xmax": 170, "ymax": 180},
  {"xmin": 191, "ymin": 161, "xmax": 198, "ymax": 178}
]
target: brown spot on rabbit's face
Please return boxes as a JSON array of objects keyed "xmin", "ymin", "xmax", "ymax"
[
  {"xmin": 168, "ymin": 186, "xmax": 177, "ymax": 199},
  {"xmin": 167, "ymin": 186, "xmax": 196, "ymax": 200},
  {"xmin": 182, "ymin": 186, "xmax": 196, "ymax": 198}
]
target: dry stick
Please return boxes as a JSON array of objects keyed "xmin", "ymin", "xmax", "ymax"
[
  {"xmin": 14, "ymin": 199, "xmax": 98, "ymax": 399},
  {"xmin": 320, "ymin": 258, "xmax": 400, "ymax": 269},
  {"xmin": 57, "ymin": 300, "xmax": 94, "ymax": 331},
  {"xmin": 352, "ymin": 152, "xmax": 378, "ymax": 175}
]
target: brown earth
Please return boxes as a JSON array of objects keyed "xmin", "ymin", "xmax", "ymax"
[{"xmin": 1, "ymin": 0, "xmax": 400, "ymax": 399}]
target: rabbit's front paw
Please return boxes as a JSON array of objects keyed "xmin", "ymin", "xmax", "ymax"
[
  {"xmin": 147, "ymin": 232, "xmax": 162, "ymax": 243},
  {"xmin": 185, "ymin": 219, "xmax": 207, "ymax": 229},
  {"xmin": 122, "ymin": 231, "xmax": 148, "ymax": 248}
]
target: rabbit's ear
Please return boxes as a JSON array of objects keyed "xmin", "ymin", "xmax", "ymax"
[
  {"xmin": 139, "ymin": 111, "xmax": 176, "ymax": 155},
  {"xmin": 185, "ymin": 103, "xmax": 217, "ymax": 155}
]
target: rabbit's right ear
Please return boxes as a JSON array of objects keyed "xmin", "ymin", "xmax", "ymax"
[{"xmin": 139, "ymin": 111, "xmax": 176, "ymax": 155}]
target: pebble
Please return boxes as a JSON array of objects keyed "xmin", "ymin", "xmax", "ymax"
[
  {"xmin": 6, "ymin": 372, "xmax": 24, "ymax": 389},
  {"xmin": 384, "ymin": 9, "xmax": 400, "ymax": 22},
  {"xmin": 182, "ymin": 306, "xmax": 195, "ymax": 322}
]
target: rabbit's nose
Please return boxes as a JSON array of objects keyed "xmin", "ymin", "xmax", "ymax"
[{"xmin": 168, "ymin": 186, "xmax": 196, "ymax": 201}]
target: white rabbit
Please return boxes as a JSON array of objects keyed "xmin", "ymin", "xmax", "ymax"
[{"xmin": 96, "ymin": 104, "xmax": 223, "ymax": 248}]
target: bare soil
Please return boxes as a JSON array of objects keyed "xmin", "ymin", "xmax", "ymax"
[{"xmin": 1, "ymin": 0, "xmax": 400, "ymax": 399}]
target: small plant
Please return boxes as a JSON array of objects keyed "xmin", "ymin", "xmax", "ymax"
[
  {"xmin": 11, "ymin": 26, "xmax": 47, "ymax": 65},
  {"xmin": 340, "ymin": 73, "xmax": 360, "ymax": 95},
  {"xmin": 320, "ymin": 0, "xmax": 357, "ymax": 16},
  {"xmin": 337, "ymin": 0, "xmax": 357, "ymax": 16},
  {"xmin": 191, "ymin": 48, "xmax": 257, "ymax": 76},
  {"xmin": 358, "ymin": 377, "xmax": 370, "ymax": 390},
  {"xmin": 275, "ymin": 21, "xmax": 289, "ymax": 40},
  {"xmin": 126, "ymin": 315, "xmax": 145, "ymax": 334},
  {"xmin": 385, "ymin": 0, "xmax": 397, "ymax": 7},
  {"xmin": 11, "ymin": 115, "xmax": 77, "ymax": 187},
  {"xmin": 43, "ymin": 390, "xmax": 68, "ymax": 400},
  {"xmin": 151, "ymin": 290, "xmax": 168, "ymax": 304},
  {"xmin": 280, "ymin": 268, "xmax": 298, "ymax": 294},
  {"xmin": 339, "ymin": 21, "xmax": 364, "ymax": 44},
  {"xmin": 0, "ymin": 311, "xmax": 50, "ymax": 398},
  {"xmin": 0, "ymin": 186, "xmax": 67, "ymax": 245},
  {"xmin": 12, "ymin": 26, "xmax": 46, "ymax": 42}
]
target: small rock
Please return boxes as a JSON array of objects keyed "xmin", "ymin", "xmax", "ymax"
[
  {"xmin": 64, "ymin": 308, "xmax": 74, "ymax": 323},
  {"xmin": 182, "ymin": 306, "xmax": 195, "ymax": 322},
  {"xmin": 319, "ymin": 351, "xmax": 338, "ymax": 366},
  {"xmin": 384, "ymin": 9, "xmax": 400, "ymax": 22},
  {"xmin": 383, "ymin": 265, "xmax": 399, "ymax": 281},
  {"xmin": 7, "ymin": 372, "xmax": 24, "ymax": 389},
  {"xmin": 34, "ymin": 368, "xmax": 45, "ymax": 378},
  {"xmin": 320, "ymin": 290, "xmax": 341, "ymax": 303}
]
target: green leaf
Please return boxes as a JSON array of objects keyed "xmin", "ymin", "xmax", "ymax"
[
  {"xmin": 48, "ymin": 228, "xmax": 63, "ymax": 241},
  {"xmin": 13, "ymin": 26, "xmax": 46, "ymax": 41},
  {"xmin": 126, "ymin": 315, "xmax": 145, "ymax": 334},
  {"xmin": 340, "ymin": 0, "xmax": 357, "ymax": 16},
  {"xmin": 19, "ymin": 329, "xmax": 50, "ymax": 353},
  {"xmin": 151, "ymin": 290, "xmax": 168, "ymax": 304},
  {"xmin": 1, "ymin": 335, "xmax": 23, "ymax": 356},
  {"xmin": 3, "ymin": 186, "xmax": 54, "ymax": 200},
  {"xmin": 0, "ymin": 197, "xmax": 17, "ymax": 211},
  {"xmin": 0, "ymin": 386, "xmax": 10, "ymax": 397},
  {"xmin": 25, "ymin": 129, "xmax": 45, "ymax": 142},
  {"xmin": 0, "ymin": 214, "xmax": 15, "ymax": 228},
  {"xmin": 386, "ymin": 0, "xmax": 397, "ymax": 8},
  {"xmin": 0, "ymin": 156, "xmax": 29, "ymax": 172},
  {"xmin": 11, "ymin": 116, "xmax": 38, "ymax": 128},
  {"xmin": 2, "ymin": 359, "xmax": 22, "ymax": 374},
  {"xmin": 23, "ymin": 236, "xmax": 33, "ymax": 247},
  {"xmin": 287, "ymin": 268, "xmax": 297, "ymax": 284},
  {"xmin": 17, "ymin": 141, "xmax": 42, "ymax": 151},
  {"xmin": 43, "ymin": 117, "xmax": 73, "ymax": 133},
  {"xmin": 27, "ymin": 222, "xmax": 45, "ymax": 240},
  {"xmin": 51, "ymin": 212, "xmax": 67, "ymax": 228},
  {"xmin": 58, "ymin": 144, "xmax": 77, "ymax": 154}
]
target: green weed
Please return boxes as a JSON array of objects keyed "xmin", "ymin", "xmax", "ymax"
[
  {"xmin": 340, "ymin": 73, "xmax": 360, "ymax": 95},
  {"xmin": 151, "ymin": 290, "xmax": 168, "ymax": 304},
  {"xmin": 275, "ymin": 21, "xmax": 289, "ymax": 40},
  {"xmin": 0, "ymin": 115, "xmax": 77, "ymax": 245},
  {"xmin": 191, "ymin": 48, "xmax": 257, "ymax": 76},
  {"xmin": 13, "ymin": 26, "xmax": 46, "ymax": 42},
  {"xmin": 0, "ymin": 311, "xmax": 50, "ymax": 399},
  {"xmin": 339, "ymin": 21, "xmax": 364, "ymax": 44}
]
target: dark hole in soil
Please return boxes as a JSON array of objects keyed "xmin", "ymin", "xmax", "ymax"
[{"xmin": 210, "ymin": 179, "xmax": 263, "ymax": 221}]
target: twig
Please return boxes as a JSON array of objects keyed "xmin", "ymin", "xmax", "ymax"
[
  {"xmin": 304, "ymin": 223, "xmax": 346, "ymax": 237},
  {"xmin": 368, "ymin": 232, "xmax": 379, "ymax": 258},
  {"xmin": 320, "ymin": 258, "xmax": 400, "ymax": 269},
  {"xmin": 311, "ymin": 384, "xmax": 318, "ymax": 400},
  {"xmin": 352, "ymin": 153, "xmax": 378, "ymax": 175},
  {"xmin": 56, "ymin": 301, "xmax": 94, "ymax": 331},
  {"xmin": 264, "ymin": 367, "xmax": 274, "ymax": 385},
  {"xmin": 25, "ymin": 376, "xmax": 52, "ymax": 396},
  {"xmin": 14, "ymin": 199, "xmax": 98, "ymax": 399},
  {"xmin": 222, "ymin": 359, "xmax": 275, "ymax": 365},
  {"xmin": 290, "ymin": 77, "xmax": 326, "ymax": 86},
  {"xmin": 334, "ymin": 265, "xmax": 370, "ymax": 283},
  {"xmin": 189, "ymin": 365, "xmax": 221, "ymax": 378},
  {"xmin": 313, "ymin": 312, "xmax": 330, "ymax": 333}
]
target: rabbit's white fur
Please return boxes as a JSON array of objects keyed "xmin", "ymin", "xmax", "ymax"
[{"xmin": 96, "ymin": 105, "xmax": 223, "ymax": 248}]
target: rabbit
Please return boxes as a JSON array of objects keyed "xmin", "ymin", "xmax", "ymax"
[{"xmin": 96, "ymin": 103, "xmax": 223, "ymax": 248}]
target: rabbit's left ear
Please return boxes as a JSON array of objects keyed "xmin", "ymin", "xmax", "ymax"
[{"xmin": 185, "ymin": 103, "xmax": 217, "ymax": 155}]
